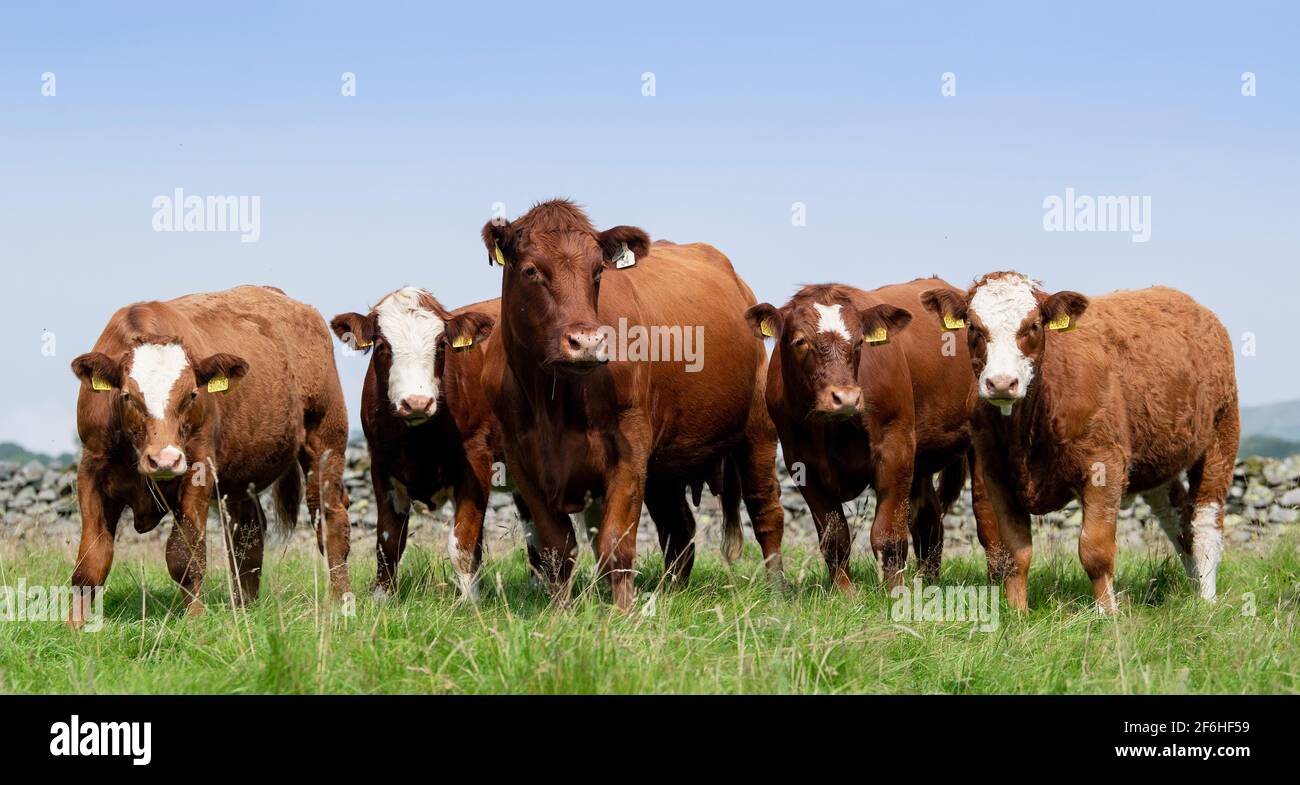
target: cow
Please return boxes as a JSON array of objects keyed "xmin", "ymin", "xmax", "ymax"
[
  {"xmin": 745, "ymin": 280, "xmax": 1002, "ymax": 591},
  {"xmin": 919, "ymin": 272, "xmax": 1239, "ymax": 613},
  {"xmin": 478, "ymin": 200, "xmax": 783, "ymax": 610},
  {"xmin": 330, "ymin": 288, "xmax": 511, "ymax": 602},
  {"xmin": 69, "ymin": 285, "xmax": 352, "ymax": 626}
]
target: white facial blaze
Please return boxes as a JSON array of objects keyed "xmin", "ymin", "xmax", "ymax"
[
  {"xmin": 813, "ymin": 303, "xmax": 850, "ymax": 341},
  {"xmin": 375, "ymin": 287, "xmax": 445, "ymax": 411},
  {"xmin": 968, "ymin": 275, "xmax": 1039, "ymax": 399},
  {"xmin": 129, "ymin": 343, "xmax": 189, "ymax": 420}
]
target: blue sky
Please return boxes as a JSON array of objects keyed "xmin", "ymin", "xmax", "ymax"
[{"xmin": 2, "ymin": 1, "xmax": 1297, "ymax": 454}]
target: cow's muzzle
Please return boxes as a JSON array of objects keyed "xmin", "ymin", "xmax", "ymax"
[
  {"xmin": 815, "ymin": 385, "xmax": 862, "ymax": 417},
  {"xmin": 142, "ymin": 446, "xmax": 188, "ymax": 480},
  {"xmin": 397, "ymin": 395, "xmax": 436, "ymax": 426},
  {"xmin": 555, "ymin": 325, "xmax": 609, "ymax": 371}
]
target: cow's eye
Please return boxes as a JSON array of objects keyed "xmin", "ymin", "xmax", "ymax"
[{"xmin": 521, "ymin": 265, "xmax": 541, "ymax": 281}]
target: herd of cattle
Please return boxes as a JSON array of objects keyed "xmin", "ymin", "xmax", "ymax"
[{"xmin": 64, "ymin": 199, "xmax": 1240, "ymax": 625}]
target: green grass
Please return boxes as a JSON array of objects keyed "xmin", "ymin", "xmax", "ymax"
[{"xmin": 1, "ymin": 535, "xmax": 1297, "ymax": 694}]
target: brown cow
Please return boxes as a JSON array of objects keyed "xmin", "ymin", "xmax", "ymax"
[
  {"xmin": 331, "ymin": 288, "xmax": 510, "ymax": 601},
  {"xmin": 920, "ymin": 272, "xmax": 1239, "ymax": 613},
  {"xmin": 69, "ymin": 285, "xmax": 351, "ymax": 625},
  {"xmin": 479, "ymin": 200, "xmax": 783, "ymax": 610},
  {"xmin": 745, "ymin": 279, "xmax": 1001, "ymax": 591}
]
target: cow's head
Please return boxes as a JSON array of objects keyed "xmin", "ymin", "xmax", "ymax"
[
  {"xmin": 746, "ymin": 286, "xmax": 912, "ymax": 417},
  {"xmin": 331, "ymin": 287, "xmax": 494, "ymax": 425},
  {"xmin": 482, "ymin": 200, "xmax": 649, "ymax": 374},
  {"xmin": 920, "ymin": 272, "xmax": 1088, "ymax": 414},
  {"xmin": 71, "ymin": 337, "xmax": 248, "ymax": 479}
]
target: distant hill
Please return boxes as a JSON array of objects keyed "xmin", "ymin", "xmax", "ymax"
[
  {"xmin": 1240, "ymin": 399, "xmax": 1300, "ymax": 442},
  {"xmin": 0, "ymin": 442, "xmax": 75, "ymax": 466}
]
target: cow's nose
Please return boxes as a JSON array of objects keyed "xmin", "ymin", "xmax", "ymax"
[
  {"xmin": 828, "ymin": 385, "xmax": 862, "ymax": 412},
  {"xmin": 145, "ymin": 447, "xmax": 186, "ymax": 476},
  {"xmin": 984, "ymin": 375, "xmax": 1020, "ymax": 398},
  {"xmin": 560, "ymin": 327, "xmax": 607, "ymax": 364},
  {"xmin": 397, "ymin": 395, "xmax": 435, "ymax": 421}
]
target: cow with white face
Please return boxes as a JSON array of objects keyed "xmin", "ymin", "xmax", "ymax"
[
  {"xmin": 921, "ymin": 272, "xmax": 1240, "ymax": 613},
  {"xmin": 70, "ymin": 286, "xmax": 353, "ymax": 626},
  {"xmin": 331, "ymin": 289, "xmax": 508, "ymax": 600}
]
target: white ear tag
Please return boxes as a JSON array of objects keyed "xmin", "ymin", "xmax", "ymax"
[{"xmin": 613, "ymin": 243, "xmax": 636, "ymax": 269}]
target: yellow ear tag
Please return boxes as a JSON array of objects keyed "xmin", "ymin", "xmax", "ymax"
[
  {"xmin": 864, "ymin": 326, "xmax": 888, "ymax": 344},
  {"xmin": 1047, "ymin": 314, "xmax": 1073, "ymax": 332},
  {"xmin": 354, "ymin": 337, "xmax": 373, "ymax": 349},
  {"xmin": 451, "ymin": 334, "xmax": 474, "ymax": 349},
  {"xmin": 493, "ymin": 243, "xmax": 506, "ymax": 267},
  {"xmin": 760, "ymin": 320, "xmax": 774, "ymax": 338},
  {"xmin": 207, "ymin": 375, "xmax": 230, "ymax": 393},
  {"xmin": 91, "ymin": 377, "xmax": 112, "ymax": 391},
  {"xmin": 943, "ymin": 314, "xmax": 966, "ymax": 330}
]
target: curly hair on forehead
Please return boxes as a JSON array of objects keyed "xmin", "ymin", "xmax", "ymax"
[
  {"xmin": 783, "ymin": 283, "xmax": 860, "ymax": 310},
  {"xmin": 512, "ymin": 199, "xmax": 596, "ymax": 236},
  {"xmin": 967, "ymin": 270, "xmax": 1042, "ymax": 298}
]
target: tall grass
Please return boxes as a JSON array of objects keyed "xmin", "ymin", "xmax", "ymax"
[{"xmin": 0, "ymin": 534, "xmax": 1295, "ymax": 694}]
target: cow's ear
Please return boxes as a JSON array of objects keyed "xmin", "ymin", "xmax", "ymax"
[
  {"xmin": 443, "ymin": 311, "xmax": 496, "ymax": 351},
  {"xmin": 598, "ymin": 225, "xmax": 651, "ymax": 268},
  {"xmin": 482, "ymin": 219, "xmax": 516, "ymax": 267},
  {"xmin": 331, "ymin": 312, "xmax": 377, "ymax": 351},
  {"xmin": 919, "ymin": 288, "xmax": 968, "ymax": 329},
  {"xmin": 745, "ymin": 303, "xmax": 782, "ymax": 339},
  {"xmin": 860, "ymin": 304, "xmax": 912, "ymax": 345},
  {"xmin": 1040, "ymin": 290, "xmax": 1089, "ymax": 331},
  {"xmin": 71, "ymin": 352, "xmax": 124, "ymax": 391},
  {"xmin": 194, "ymin": 353, "xmax": 249, "ymax": 394}
]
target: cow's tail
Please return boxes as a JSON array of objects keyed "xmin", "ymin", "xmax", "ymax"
[
  {"xmin": 937, "ymin": 455, "xmax": 967, "ymax": 515},
  {"xmin": 272, "ymin": 466, "xmax": 303, "ymax": 534},
  {"xmin": 719, "ymin": 457, "xmax": 744, "ymax": 563}
]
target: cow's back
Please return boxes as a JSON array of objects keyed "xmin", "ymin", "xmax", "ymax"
[
  {"xmin": 1056, "ymin": 286, "xmax": 1236, "ymax": 486},
  {"xmin": 168, "ymin": 286, "xmax": 342, "ymax": 466},
  {"xmin": 596, "ymin": 240, "xmax": 765, "ymax": 469},
  {"xmin": 853, "ymin": 277, "xmax": 977, "ymax": 465}
]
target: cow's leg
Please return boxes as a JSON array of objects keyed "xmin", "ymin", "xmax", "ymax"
[
  {"xmin": 1144, "ymin": 481, "xmax": 1196, "ymax": 580},
  {"xmin": 449, "ymin": 452, "xmax": 492, "ymax": 603},
  {"xmin": 870, "ymin": 432, "xmax": 915, "ymax": 590},
  {"xmin": 595, "ymin": 419, "xmax": 651, "ymax": 611},
  {"xmin": 968, "ymin": 449, "xmax": 1008, "ymax": 582},
  {"xmin": 733, "ymin": 418, "xmax": 785, "ymax": 581},
  {"xmin": 512, "ymin": 491, "xmax": 546, "ymax": 589},
  {"xmin": 69, "ymin": 466, "xmax": 124, "ymax": 629},
  {"xmin": 167, "ymin": 479, "xmax": 212, "ymax": 616},
  {"xmin": 1182, "ymin": 405, "xmax": 1238, "ymax": 601},
  {"xmin": 908, "ymin": 473, "xmax": 944, "ymax": 581},
  {"xmin": 1079, "ymin": 462, "xmax": 1124, "ymax": 615},
  {"xmin": 644, "ymin": 477, "xmax": 696, "ymax": 588},
  {"xmin": 371, "ymin": 466, "xmax": 411, "ymax": 599},
  {"xmin": 982, "ymin": 465, "xmax": 1032, "ymax": 611},
  {"xmin": 300, "ymin": 423, "xmax": 352, "ymax": 598},
  {"xmin": 801, "ymin": 483, "xmax": 853, "ymax": 592},
  {"xmin": 224, "ymin": 496, "xmax": 266, "ymax": 606}
]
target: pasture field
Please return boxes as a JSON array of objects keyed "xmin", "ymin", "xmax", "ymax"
[{"xmin": 1, "ymin": 535, "xmax": 1296, "ymax": 695}]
